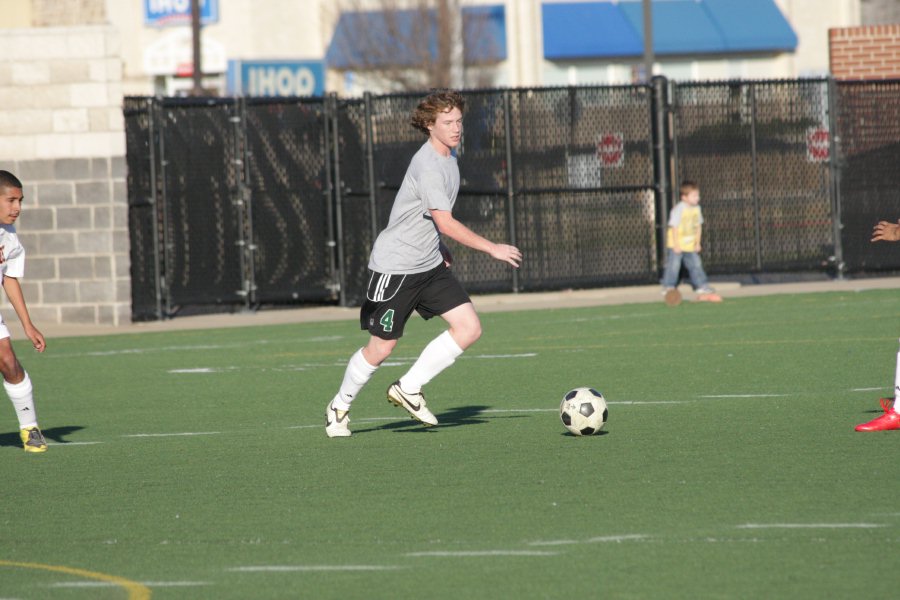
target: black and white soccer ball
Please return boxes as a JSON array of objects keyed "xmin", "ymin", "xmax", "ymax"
[{"xmin": 560, "ymin": 387, "xmax": 608, "ymax": 436}]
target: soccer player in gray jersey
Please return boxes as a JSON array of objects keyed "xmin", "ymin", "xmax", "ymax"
[{"xmin": 326, "ymin": 90, "xmax": 522, "ymax": 437}]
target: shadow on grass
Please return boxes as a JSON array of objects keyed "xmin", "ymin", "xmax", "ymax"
[
  {"xmin": 0, "ymin": 425, "xmax": 85, "ymax": 449},
  {"xmin": 560, "ymin": 429, "xmax": 610, "ymax": 438},
  {"xmin": 357, "ymin": 404, "xmax": 494, "ymax": 434}
]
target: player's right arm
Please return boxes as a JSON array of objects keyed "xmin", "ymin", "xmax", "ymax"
[
  {"xmin": 2, "ymin": 275, "xmax": 45, "ymax": 352},
  {"xmin": 430, "ymin": 209, "xmax": 521, "ymax": 268}
]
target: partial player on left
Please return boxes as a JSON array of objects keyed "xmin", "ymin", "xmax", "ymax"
[{"xmin": 0, "ymin": 170, "xmax": 48, "ymax": 452}]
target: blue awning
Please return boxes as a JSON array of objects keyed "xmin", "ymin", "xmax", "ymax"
[
  {"xmin": 326, "ymin": 5, "xmax": 506, "ymax": 70},
  {"xmin": 702, "ymin": 0, "xmax": 799, "ymax": 52},
  {"xmin": 542, "ymin": 0, "xmax": 797, "ymax": 60},
  {"xmin": 618, "ymin": 1, "xmax": 727, "ymax": 55},
  {"xmin": 542, "ymin": 2, "xmax": 642, "ymax": 59}
]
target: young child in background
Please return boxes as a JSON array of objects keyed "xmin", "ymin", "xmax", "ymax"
[{"xmin": 661, "ymin": 180, "xmax": 722, "ymax": 305}]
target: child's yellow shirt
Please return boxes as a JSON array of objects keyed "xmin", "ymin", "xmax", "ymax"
[{"xmin": 666, "ymin": 202, "xmax": 703, "ymax": 251}]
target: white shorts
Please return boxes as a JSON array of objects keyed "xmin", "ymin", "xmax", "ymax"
[{"xmin": 0, "ymin": 312, "xmax": 10, "ymax": 341}]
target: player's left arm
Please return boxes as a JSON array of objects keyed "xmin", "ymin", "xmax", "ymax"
[
  {"xmin": 430, "ymin": 209, "xmax": 521, "ymax": 268},
  {"xmin": 695, "ymin": 224, "xmax": 703, "ymax": 253},
  {"xmin": 2, "ymin": 276, "xmax": 45, "ymax": 352}
]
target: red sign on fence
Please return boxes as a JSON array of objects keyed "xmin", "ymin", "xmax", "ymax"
[
  {"xmin": 596, "ymin": 133, "xmax": 625, "ymax": 168},
  {"xmin": 806, "ymin": 127, "xmax": 830, "ymax": 163}
]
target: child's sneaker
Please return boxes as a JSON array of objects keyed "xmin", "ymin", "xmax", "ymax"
[
  {"xmin": 386, "ymin": 381, "xmax": 438, "ymax": 426},
  {"xmin": 696, "ymin": 288, "xmax": 723, "ymax": 302},
  {"xmin": 325, "ymin": 399, "xmax": 351, "ymax": 438},
  {"xmin": 663, "ymin": 287, "xmax": 682, "ymax": 306},
  {"xmin": 20, "ymin": 427, "xmax": 48, "ymax": 453}
]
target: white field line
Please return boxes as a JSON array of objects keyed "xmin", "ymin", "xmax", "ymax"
[
  {"xmin": 122, "ymin": 431, "xmax": 222, "ymax": 438},
  {"xmin": 607, "ymin": 401, "xmax": 685, "ymax": 405},
  {"xmin": 529, "ymin": 534, "xmax": 649, "ymax": 546},
  {"xmin": 462, "ymin": 353, "xmax": 537, "ymax": 359},
  {"xmin": 50, "ymin": 341, "xmax": 276, "ymax": 359},
  {"xmin": 49, "ymin": 338, "xmax": 348, "ymax": 360},
  {"xmin": 228, "ymin": 565, "xmax": 402, "ymax": 572},
  {"xmin": 851, "ymin": 387, "xmax": 888, "ymax": 392},
  {"xmin": 168, "ymin": 353, "xmax": 538, "ymax": 374},
  {"xmin": 46, "ymin": 441, "xmax": 103, "ymax": 446},
  {"xmin": 406, "ymin": 550, "xmax": 558, "ymax": 557},
  {"xmin": 483, "ymin": 403, "xmax": 683, "ymax": 415},
  {"xmin": 48, "ymin": 581, "xmax": 211, "ymax": 588},
  {"xmin": 166, "ymin": 352, "xmax": 537, "ymax": 375},
  {"xmin": 700, "ymin": 394, "xmax": 789, "ymax": 398},
  {"xmin": 736, "ymin": 523, "xmax": 886, "ymax": 529}
]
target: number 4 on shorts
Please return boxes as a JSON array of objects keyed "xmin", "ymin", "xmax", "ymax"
[{"xmin": 380, "ymin": 309, "xmax": 395, "ymax": 333}]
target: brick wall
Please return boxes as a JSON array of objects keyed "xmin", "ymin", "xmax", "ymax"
[
  {"xmin": 829, "ymin": 24, "xmax": 900, "ymax": 80},
  {"xmin": 0, "ymin": 26, "xmax": 130, "ymax": 326}
]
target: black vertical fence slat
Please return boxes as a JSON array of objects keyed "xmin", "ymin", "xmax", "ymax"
[
  {"xmin": 124, "ymin": 79, "xmax": 900, "ymax": 321},
  {"xmin": 123, "ymin": 97, "xmax": 162, "ymax": 321},
  {"xmin": 158, "ymin": 98, "xmax": 245, "ymax": 310},
  {"xmin": 243, "ymin": 97, "xmax": 334, "ymax": 303},
  {"xmin": 333, "ymin": 98, "xmax": 372, "ymax": 307}
]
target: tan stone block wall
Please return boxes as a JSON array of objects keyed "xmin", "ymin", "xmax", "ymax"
[{"xmin": 0, "ymin": 25, "xmax": 130, "ymax": 326}]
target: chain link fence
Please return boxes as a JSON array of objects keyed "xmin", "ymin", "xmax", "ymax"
[
  {"xmin": 672, "ymin": 80, "xmax": 835, "ymax": 274},
  {"xmin": 124, "ymin": 77, "xmax": 900, "ymax": 320}
]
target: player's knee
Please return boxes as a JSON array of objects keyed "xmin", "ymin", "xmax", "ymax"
[
  {"xmin": 364, "ymin": 337, "xmax": 397, "ymax": 365},
  {"xmin": 0, "ymin": 355, "xmax": 22, "ymax": 383},
  {"xmin": 453, "ymin": 320, "xmax": 482, "ymax": 348}
]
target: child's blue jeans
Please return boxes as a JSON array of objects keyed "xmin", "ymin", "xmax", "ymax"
[{"xmin": 661, "ymin": 249, "xmax": 710, "ymax": 290}]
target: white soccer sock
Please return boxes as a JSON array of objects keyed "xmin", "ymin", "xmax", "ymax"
[
  {"xmin": 5, "ymin": 372, "xmax": 37, "ymax": 429},
  {"xmin": 332, "ymin": 348, "xmax": 378, "ymax": 410},
  {"xmin": 893, "ymin": 339, "xmax": 900, "ymax": 414},
  {"xmin": 399, "ymin": 330, "xmax": 464, "ymax": 394}
]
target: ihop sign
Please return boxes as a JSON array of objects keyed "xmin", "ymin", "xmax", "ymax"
[
  {"xmin": 227, "ymin": 60, "xmax": 324, "ymax": 97},
  {"xmin": 144, "ymin": 0, "xmax": 219, "ymax": 26}
]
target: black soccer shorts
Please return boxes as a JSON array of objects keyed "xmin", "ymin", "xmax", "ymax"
[{"xmin": 360, "ymin": 263, "xmax": 471, "ymax": 340}]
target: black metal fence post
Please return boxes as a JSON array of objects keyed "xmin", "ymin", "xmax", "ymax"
[
  {"xmin": 749, "ymin": 83, "xmax": 763, "ymax": 271},
  {"xmin": 233, "ymin": 98, "xmax": 255, "ymax": 309},
  {"xmin": 329, "ymin": 94, "xmax": 349, "ymax": 307},
  {"xmin": 322, "ymin": 95, "xmax": 340, "ymax": 300},
  {"xmin": 503, "ymin": 89, "xmax": 519, "ymax": 293},
  {"xmin": 148, "ymin": 98, "xmax": 164, "ymax": 320},
  {"xmin": 156, "ymin": 99, "xmax": 173, "ymax": 317},
  {"xmin": 650, "ymin": 75, "xmax": 671, "ymax": 273},
  {"xmin": 363, "ymin": 92, "xmax": 379, "ymax": 244},
  {"xmin": 826, "ymin": 76, "xmax": 845, "ymax": 280}
]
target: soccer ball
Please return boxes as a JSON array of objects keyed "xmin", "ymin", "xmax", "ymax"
[{"xmin": 560, "ymin": 387, "xmax": 608, "ymax": 436}]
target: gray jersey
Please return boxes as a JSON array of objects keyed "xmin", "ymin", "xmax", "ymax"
[{"xmin": 368, "ymin": 141, "xmax": 460, "ymax": 274}]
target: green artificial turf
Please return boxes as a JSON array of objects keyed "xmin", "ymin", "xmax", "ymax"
[{"xmin": 1, "ymin": 289, "xmax": 898, "ymax": 599}]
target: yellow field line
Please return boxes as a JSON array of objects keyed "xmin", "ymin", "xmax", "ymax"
[{"xmin": 0, "ymin": 560, "xmax": 151, "ymax": 599}]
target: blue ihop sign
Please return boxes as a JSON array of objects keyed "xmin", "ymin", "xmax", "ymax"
[
  {"xmin": 144, "ymin": 0, "xmax": 219, "ymax": 27},
  {"xmin": 227, "ymin": 60, "xmax": 325, "ymax": 97}
]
